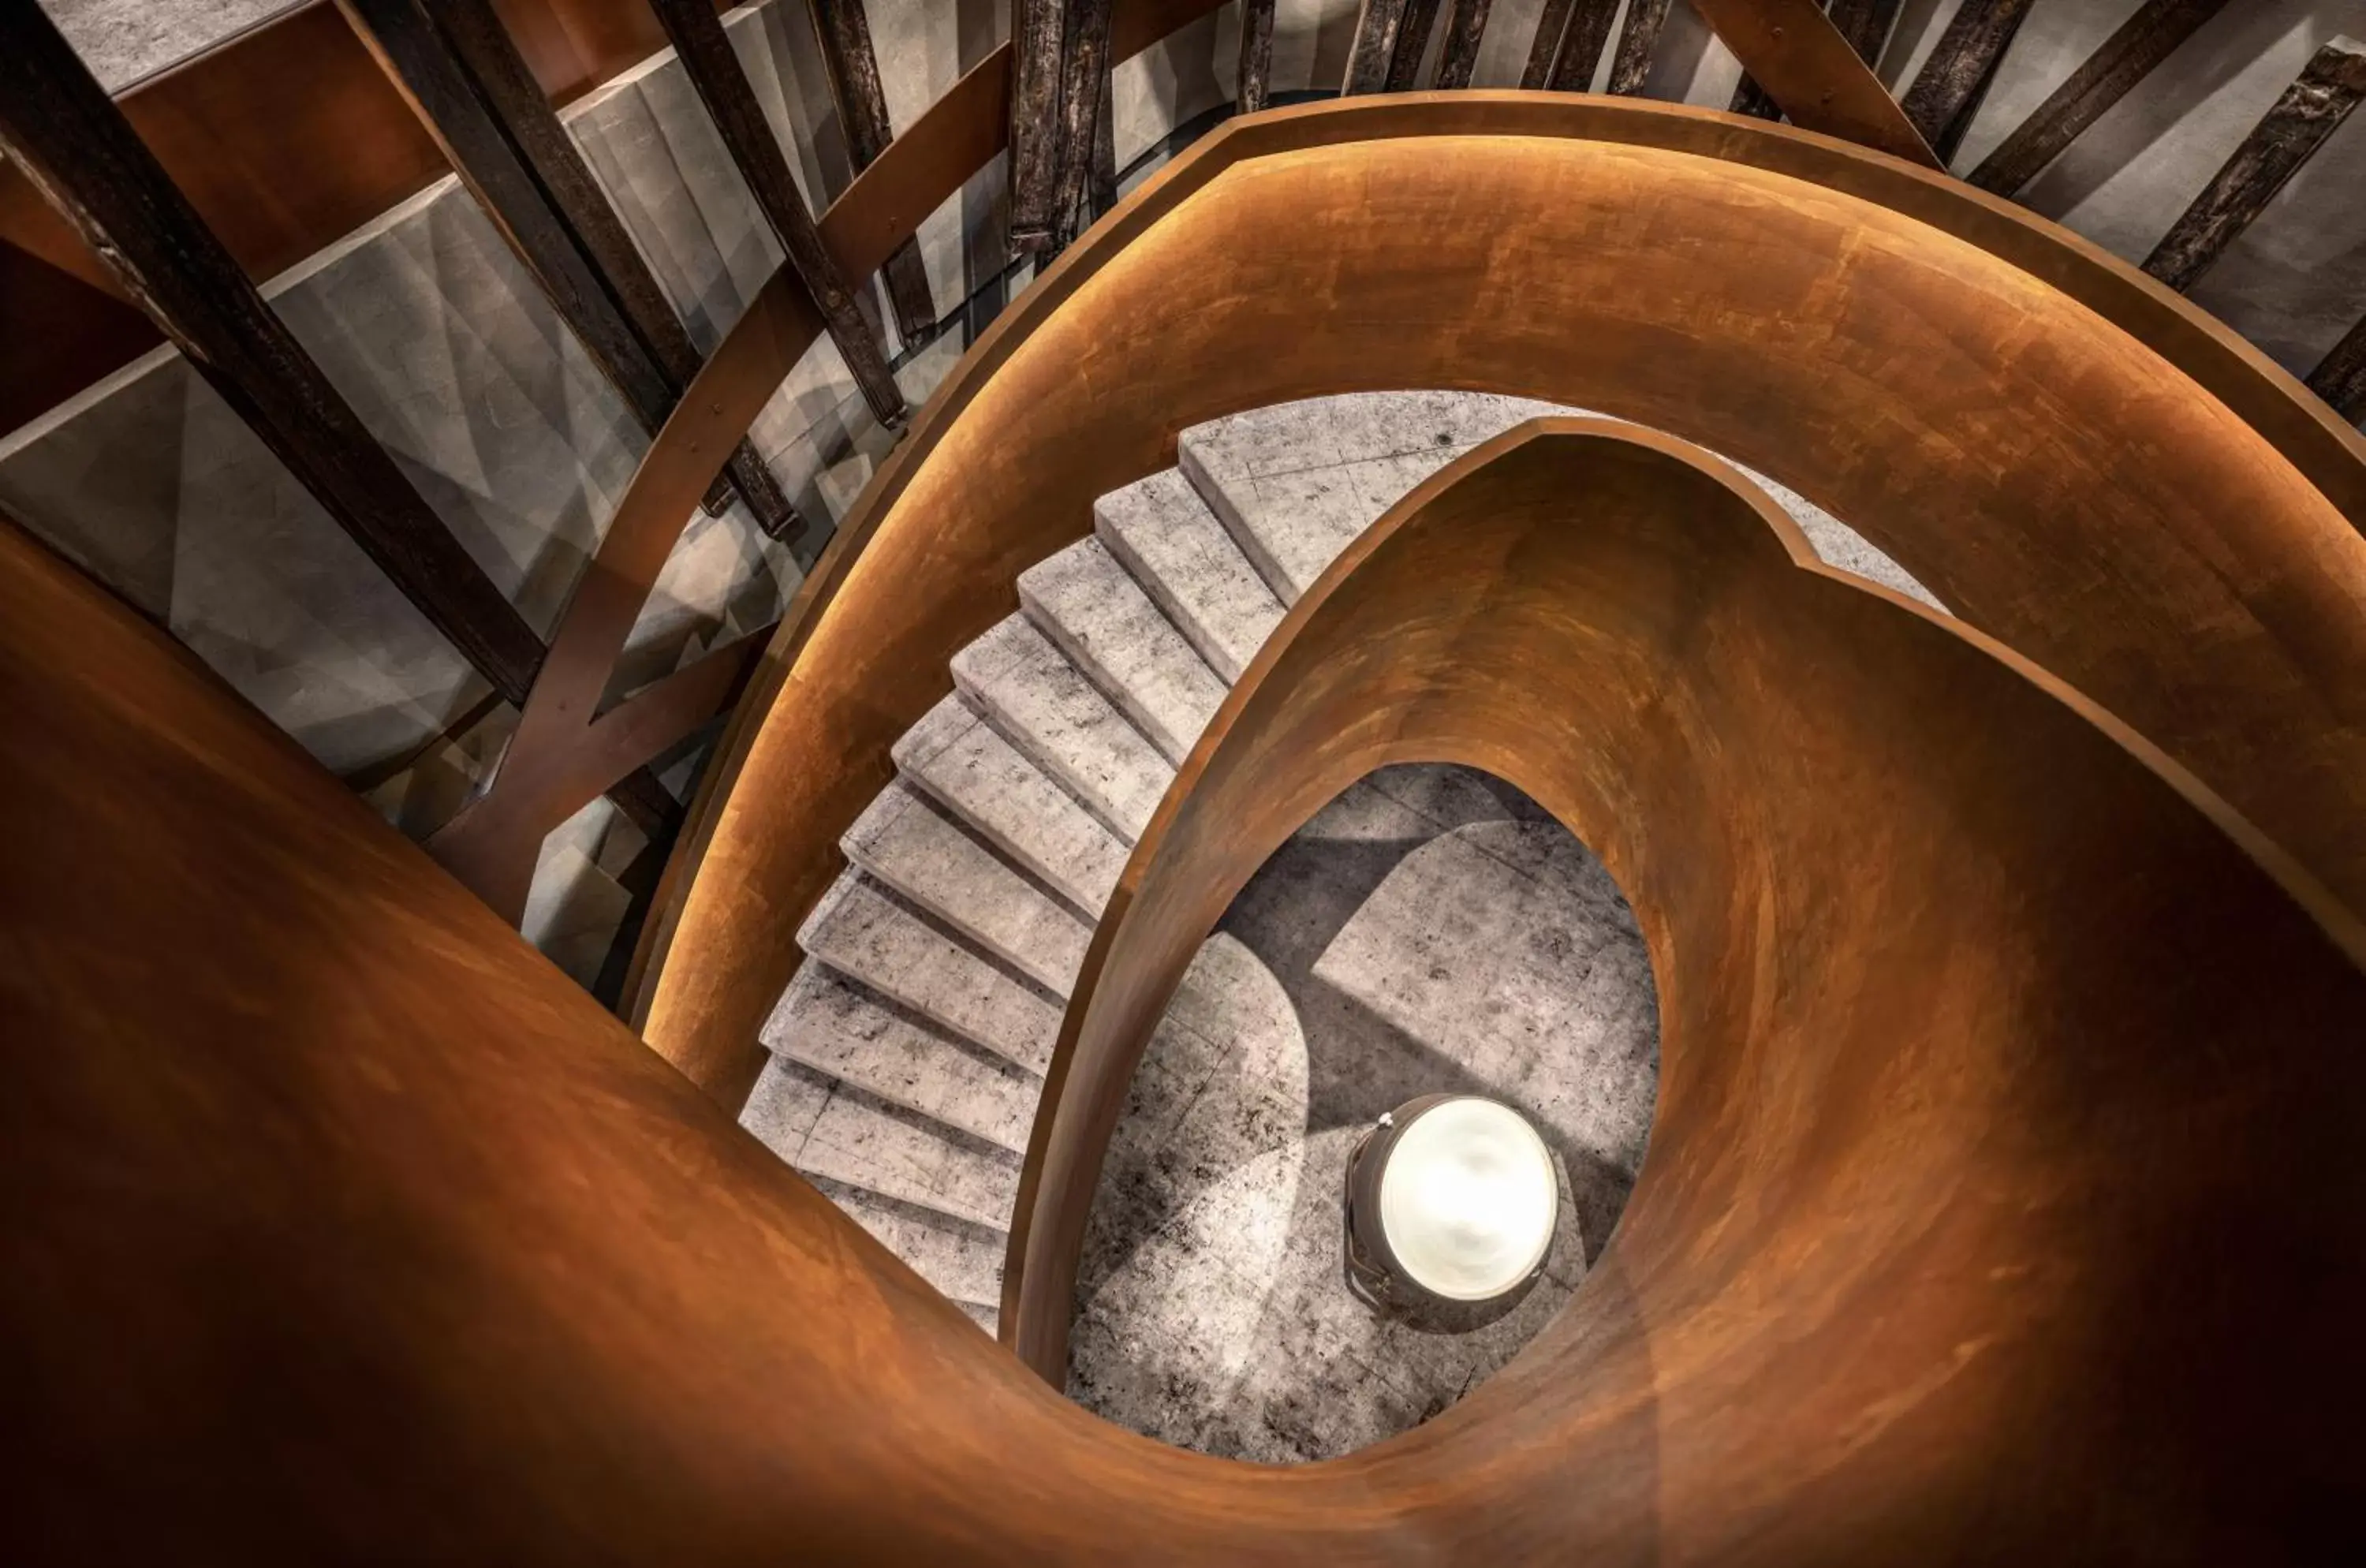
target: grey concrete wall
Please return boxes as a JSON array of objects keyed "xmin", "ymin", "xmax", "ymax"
[{"xmin": 37, "ymin": 0, "xmax": 305, "ymax": 90}]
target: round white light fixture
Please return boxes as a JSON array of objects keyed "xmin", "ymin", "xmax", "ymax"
[{"xmin": 1344, "ymin": 1095, "xmax": 1560, "ymax": 1331}]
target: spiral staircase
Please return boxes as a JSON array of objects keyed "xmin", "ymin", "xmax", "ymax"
[
  {"xmin": 9, "ymin": 2, "xmax": 2366, "ymax": 1563},
  {"xmin": 737, "ymin": 386, "xmax": 1931, "ymax": 1347}
]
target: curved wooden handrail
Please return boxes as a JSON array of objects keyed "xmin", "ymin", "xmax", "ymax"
[
  {"xmin": 639, "ymin": 92, "xmax": 2366, "ymax": 1106},
  {"xmin": 11, "ymin": 418, "xmax": 2360, "ymax": 1559}
]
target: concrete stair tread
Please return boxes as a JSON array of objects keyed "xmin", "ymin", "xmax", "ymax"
[
  {"xmin": 808, "ymin": 1172, "xmax": 1006, "ymax": 1312},
  {"xmin": 1095, "ymin": 468, "xmax": 1282, "ymax": 686},
  {"xmin": 842, "ymin": 778, "xmax": 1092, "ymax": 995},
  {"xmin": 738, "ymin": 1056, "xmax": 1021, "ymax": 1234},
  {"xmin": 763, "ymin": 963, "xmax": 1039, "ymax": 1154},
  {"xmin": 894, "ymin": 695, "xmax": 1127, "ymax": 916},
  {"xmin": 1018, "ymin": 536, "xmax": 1227, "ymax": 763},
  {"xmin": 951, "ymin": 614, "xmax": 1174, "ymax": 844},
  {"xmin": 799, "ymin": 872, "xmax": 1060, "ymax": 1076},
  {"xmin": 1179, "ymin": 393, "xmax": 1564, "ymax": 604}
]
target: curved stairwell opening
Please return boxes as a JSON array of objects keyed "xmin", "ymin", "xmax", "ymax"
[{"xmin": 736, "ymin": 387, "xmax": 1937, "ymax": 1421}]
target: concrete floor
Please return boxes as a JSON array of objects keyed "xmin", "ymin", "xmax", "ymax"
[{"xmin": 1067, "ymin": 763, "xmax": 1659, "ymax": 1463}]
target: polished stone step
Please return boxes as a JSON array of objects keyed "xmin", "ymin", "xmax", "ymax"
[
  {"xmin": 894, "ymin": 694, "xmax": 1127, "ymax": 917},
  {"xmin": 842, "ymin": 778, "xmax": 1091, "ymax": 995},
  {"xmin": 951, "ymin": 614, "xmax": 1174, "ymax": 844},
  {"xmin": 1018, "ymin": 536, "xmax": 1226, "ymax": 764},
  {"xmin": 1094, "ymin": 467, "xmax": 1282, "ymax": 687},
  {"xmin": 797, "ymin": 872, "xmax": 1060, "ymax": 1076},
  {"xmin": 763, "ymin": 963, "xmax": 1039, "ymax": 1154}
]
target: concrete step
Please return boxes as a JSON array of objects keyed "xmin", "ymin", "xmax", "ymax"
[
  {"xmin": 894, "ymin": 695, "xmax": 1128, "ymax": 917},
  {"xmin": 951, "ymin": 614, "xmax": 1174, "ymax": 844},
  {"xmin": 842, "ymin": 778, "xmax": 1092, "ymax": 996},
  {"xmin": 1018, "ymin": 536, "xmax": 1227, "ymax": 764},
  {"xmin": 737, "ymin": 1055, "xmax": 1021, "ymax": 1234},
  {"xmin": 807, "ymin": 1173, "xmax": 1008, "ymax": 1314},
  {"xmin": 762, "ymin": 963, "xmax": 1039, "ymax": 1154},
  {"xmin": 1095, "ymin": 468, "xmax": 1282, "ymax": 686},
  {"xmin": 1177, "ymin": 393, "xmax": 1562, "ymax": 604},
  {"xmin": 798, "ymin": 872, "xmax": 1062, "ymax": 1076}
]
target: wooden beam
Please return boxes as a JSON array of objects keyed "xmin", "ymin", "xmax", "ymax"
[
  {"xmin": 0, "ymin": 1, "xmax": 547, "ymax": 709},
  {"xmin": 337, "ymin": 0, "xmax": 800, "ymax": 537},
  {"xmin": 1237, "ymin": 0, "xmax": 1277, "ymax": 111},
  {"xmin": 1691, "ymin": 0, "xmax": 1940, "ymax": 168},
  {"xmin": 1969, "ymin": 0, "xmax": 2232, "ymax": 196},
  {"xmin": 646, "ymin": 0, "xmax": 905, "ymax": 429},
  {"xmin": 1345, "ymin": 0, "xmax": 1416, "ymax": 95},
  {"xmin": 1384, "ymin": 0, "xmax": 1449, "ymax": 91},
  {"xmin": 2144, "ymin": 37, "xmax": 2366, "ymax": 294},
  {"xmin": 2308, "ymin": 312, "xmax": 2366, "ymax": 425},
  {"xmin": 1009, "ymin": 0, "xmax": 1065, "ymax": 251},
  {"xmin": 1051, "ymin": 0, "xmax": 1117, "ymax": 248},
  {"xmin": 1828, "ymin": 0, "xmax": 1901, "ymax": 61},
  {"xmin": 1521, "ymin": 0, "xmax": 1578, "ymax": 91},
  {"xmin": 1899, "ymin": 0, "xmax": 2036, "ymax": 162},
  {"xmin": 1434, "ymin": 0, "xmax": 1492, "ymax": 91},
  {"xmin": 1543, "ymin": 0, "xmax": 1622, "ymax": 93},
  {"xmin": 1093, "ymin": 69, "xmax": 1119, "ymax": 216},
  {"xmin": 1606, "ymin": 0, "xmax": 1676, "ymax": 96},
  {"xmin": 804, "ymin": 0, "xmax": 940, "ymax": 342},
  {"xmin": 1730, "ymin": 72, "xmax": 1783, "ymax": 122},
  {"xmin": 1731, "ymin": 0, "xmax": 1898, "ymax": 119}
]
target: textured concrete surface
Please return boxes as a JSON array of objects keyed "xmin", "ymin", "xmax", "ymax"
[
  {"xmin": 842, "ymin": 778, "xmax": 1092, "ymax": 994},
  {"xmin": 1096, "ymin": 467, "xmax": 1285, "ymax": 684},
  {"xmin": 39, "ymin": 0, "xmax": 300, "ymax": 89},
  {"xmin": 798, "ymin": 872, "xmax": 1062, "ymax": 1075},
  {"xmin": 1182, "ymin": 393, "xmax": 1945, "ymax": 612},
  {"xmin": 894, "ymin": 695, "xmax": 1129, "ymax": 916},
  {"xmin": 1020, "ymin": 536, "xmax": 1229, "ymax": 764},
  {"xmin": 743, "ymin": 1053, "xmax": 1021, "ymax": 1232},
  {"xmin": 763, "ymin": 963, "xmax": 1039, "ymax": 1153},
  {"xmin": 1067, "ymin": 767, "xmax": 1655, "ymax": 1463},
  {"xmin": 953, "ymin": 614, "xmax": 1177, "ymax": 843}
]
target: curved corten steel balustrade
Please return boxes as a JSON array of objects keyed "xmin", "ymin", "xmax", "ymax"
[
  {"xmin": 6, "ymin": 418, "xmax": 2360, "ymax": 1559},
  {"xmin": 640, "ymin": 92, "xmax": 2366, "ymax": 1106}
]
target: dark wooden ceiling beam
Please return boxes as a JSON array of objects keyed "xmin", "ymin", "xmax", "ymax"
[
  {"xmin": 2308, "ymin": 312, "xmax": 2366, "ymax": 426},
  {"xmin": 1544, "ymin": 1, "xmax": 1624, "ymax": 93},
  {"xmin": 1827, "ymin": 0, "xmax": 1902, "ymax": 62},
  {"xmin": 337, "ymin": 0, "xmax": 800, "ymax": 538},
  {"xmin": 1899, "ymin": 0, "xmax": 2036, "ymax": 163},
  {"xmin": 1969, "ymin": 0, "xmax": 2231, "ymax": 197},
  {"xmin": 1606, "ymin": 0, "xmax": 1676, "ymax": 96},
  {"xmin": 1237, "ymin": 0, "xmax": 1277, "ymax": 111},
  {"xmin": 1730, "ymin": 1, "xmax": 1897, "ymax": 121},
  {"xmin": 1383, "ymin": 0, "xmax": 1448, "ymax": 91},
  {"xmin": 1433, "ymin": 0, "xmax": 1492, "ymax": 90},
  {"xmin": 0, "ymin": 0, "xmax": 547, "ymax": 708},
  {"xmin": 1521, "ymin": 0, "xmax": 1579, "ymax": 90},
  {"xmin": 2144, "ymin": 36, "xmax": 2366, "ymax": 294},
  {"xmin": 1344, "ymin": 0, "xmax": 1415, "ymax": 95},
  {"xmin": 1050, "ymin": 0, "xmax": 1116, "ymax": 248},
  {"xmin": 1691, "ymin": 0, "xmax": 1939, "ymax": 167},
  {"xmin": 646, "ymin": 0, "xmax": 905, "ymax": 429},
  {"xmin": 804, "ymin": 0, "xmax": 939, "ymax": 342},
  {"xmin": 1009, "ymin": 0, "xmax": 1065, "ymax": 251}
]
